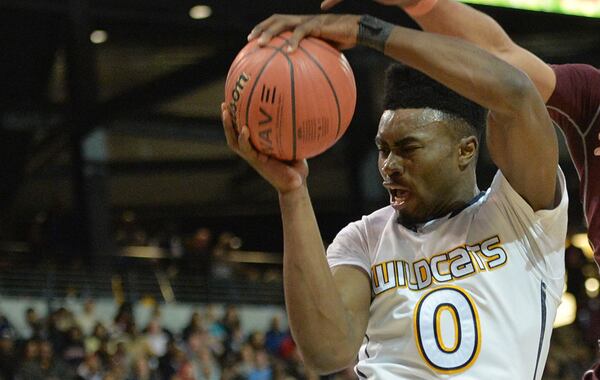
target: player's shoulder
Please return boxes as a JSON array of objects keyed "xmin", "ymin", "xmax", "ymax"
[
  {"xmin": 485, "ymin": 168, "xmax": 568, "ymax": 217},
  {"xmin": 351, "ymin": 206, "xmax": 396, "ymax": 234},
  {"xmin": 361, "ymin": 205, "xmax": 396, "ymax": 224}
]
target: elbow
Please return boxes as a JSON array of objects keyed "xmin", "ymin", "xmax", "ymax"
[{"xmin": 500, "ymin": 69, "xmax": 540, "ymax": 112}]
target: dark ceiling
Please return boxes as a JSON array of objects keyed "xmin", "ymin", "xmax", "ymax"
[{"xmin": 1, "ymin": 0, "xmax": 599, "ymax": 250}]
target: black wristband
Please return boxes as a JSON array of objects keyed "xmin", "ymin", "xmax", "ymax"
[{"xmin": 357, "ymin": 15, "xmax": 394, "ymax": 52}]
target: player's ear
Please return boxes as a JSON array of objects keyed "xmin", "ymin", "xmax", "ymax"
[{"xmin": 458, "ymin": 136, "xmax": 478, "ymax": 170}]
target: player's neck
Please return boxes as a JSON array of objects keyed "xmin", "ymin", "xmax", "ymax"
[{"xmin": 398, "ymin": 184, "xmax": 481, "ymax": 230}]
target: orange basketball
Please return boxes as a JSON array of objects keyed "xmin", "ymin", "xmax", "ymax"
[{"xmin": 225, "ymin": 32, "xmax": 357, "ymax": 160}]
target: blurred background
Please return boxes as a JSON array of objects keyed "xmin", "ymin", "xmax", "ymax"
[{"xmin": 0, "ymin": 0, "xmax": 599, "ymax": 379}]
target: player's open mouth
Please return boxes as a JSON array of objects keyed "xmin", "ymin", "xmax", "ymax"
[{"xmin": 390, "ymin": 188, "xmax": 410, "ymax": 210}]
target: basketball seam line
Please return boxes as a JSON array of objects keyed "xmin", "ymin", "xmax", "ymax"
[
  {"xmin": 298, "ymin": 45, "xmax": 343, "ymax": 140},
  {"xmin": 243, "ymin": 41, "xmax": 290, "ymax": 157}
]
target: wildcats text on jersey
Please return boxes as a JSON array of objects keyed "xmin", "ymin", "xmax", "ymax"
[{"xmin": 371, "ymin": 235, "xmax": 507, "ymax": 295}]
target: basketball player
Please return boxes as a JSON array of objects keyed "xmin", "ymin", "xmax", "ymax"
[
  {"xmin": 322, "ymin": 0, "xmax": 600, "ymax": 278},
  {"xmin": 224, "ymin": 14, "xmax": 567, "ymax": 378},
  {"xmin": 319, "ymin": 1, "xmax": 600, "ymax": 377}
]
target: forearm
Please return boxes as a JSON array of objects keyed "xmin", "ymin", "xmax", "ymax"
[
  {"xmin": 379, "ymin": 23, "xmax": 534, "ymax": 115},
  {"xmin": 412, "ymin": 0, "xmax": 513, "ymax": 54},
  {"xmin": 279, "ymin": 186, "xmax": 360, "ymax": 372},
  {"xmin": 407, "ymin": 0, "xmax": 556, "ymax": 100}
]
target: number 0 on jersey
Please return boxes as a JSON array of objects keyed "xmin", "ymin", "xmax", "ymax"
[{"xmin": 413, "ymin": 285, "xmax": 482, "ymax": 374}]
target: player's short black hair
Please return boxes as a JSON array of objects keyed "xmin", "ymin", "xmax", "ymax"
[{"xmin": 383, "ymin": 63, "xmax": 487, "ymax": 141}]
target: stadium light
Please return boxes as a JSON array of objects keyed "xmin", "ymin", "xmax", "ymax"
[
  {"xmin": 585, "ymin": 278, "xmax": 600, "ymax": 298},
  {"xmin": 90, "ymin": 30, "xmax": 108, "ymax": 44},
  {"xmin": 189, "ymin": 5, "xmax": 212, "ymax": 20},
  {"xmin": 553, "ymin": 292, "xmax": 577, "ymax": 328}
]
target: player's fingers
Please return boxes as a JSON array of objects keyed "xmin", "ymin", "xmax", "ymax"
[
  {"xmin": 320, "ymin": 0, "xmax": 344, "ymax": 10},
  {"xmin": 221, "ymin": 103, "xmax": 239, "ymax": 151},
  {"xmin": 594, "ymin": 147, "xmax": 600, "ymax": 157},
  {"xmin": 287, "ymin": 19, "xmax": 320, "ymax": 52},
  {"xmin": 238, "ymin": 125, "xmax": 259, "ymax": 161},
  {"xmin": 257, "ymin": 20, "xmax": 289, "ymax": 46},
  {"xmin": 248, "ymin": 15, "xmax": 280, "ymax": 41},
  {"xmin": 257, "ymin": 152, "xmax": 270, "ymax": 163}
]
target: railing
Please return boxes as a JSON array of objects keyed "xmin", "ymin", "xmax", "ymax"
[{"xmin": 0, "ymin": 243, "xmax": 284, "ymax": 305}]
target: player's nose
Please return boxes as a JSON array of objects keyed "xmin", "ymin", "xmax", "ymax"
[{"xmin": 381, "ymin": 152, "xmax": 405, "ymax": 177}]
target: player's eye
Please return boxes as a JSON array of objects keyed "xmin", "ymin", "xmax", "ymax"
[
  {"xmin": 402, "ymin": 145, "xmax": 421, "ymax": 154},
  {"xmin": 377, "ymin": 146, "xmax": 390, "ymax": 156}
]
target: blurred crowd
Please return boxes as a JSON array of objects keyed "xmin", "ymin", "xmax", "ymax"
[
  {"xmin": 0, "ymin": 299, "xmax": 597, "ymax": 380},
  {"xmin": 0, "ymin": 302, "xmax": 354, "ymax": 380}
]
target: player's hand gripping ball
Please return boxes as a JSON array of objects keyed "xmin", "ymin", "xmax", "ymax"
[{"xmin": 225, "ymin": 31, "xmax": 357, "ymax": 161}]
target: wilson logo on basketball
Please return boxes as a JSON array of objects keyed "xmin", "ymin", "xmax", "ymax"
[{"xmin": 228, "ymin": 72, "xmax": 251, "ymax": 129}]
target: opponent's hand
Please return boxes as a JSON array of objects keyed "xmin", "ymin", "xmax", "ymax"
[
  {"xmin": 595, "ymin": 132, "xmax": 600, "ymax": 157},
  {"xmin": 320, "ymin": 0, "xmax": 420, "ymax": 11},
  {"xmin": 221, "ymin": 103, "xmax": 309, "ymax": 194},
  {"xmin": 247, "ymin": 14, "xmax": 360, "ymax": 53}
]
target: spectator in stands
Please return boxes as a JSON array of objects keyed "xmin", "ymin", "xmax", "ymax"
[
  {"xmin": 143, "ymin": 317, "xmax": 170, "ymax": 358},
  {"xmin": 224, "ymin": 325, "xmax": 245, "ymax": 361},
  {"xmin": 248, "ymin": 349, "xmax": 272, "ymax": 380},
  {"xmin": 111, "ymin": 302, "xmax": 135, "ymax": 339},
  {"xmin": 47, "ymin": 307, "xmax": 75, "ymax": 352},
  {"xmin": 108, "ymin": 340, "xmax": 129, "ymax": 376},
  {"xmin": 23, "ymin": 307, "xmax": 43, "ymax": 340},
  {"xmin": 194, "ymin": 346, "xmax": 221, "ymax": 380},
  {"xmin": 221, "ymin": 305, "xmax": 240, "ymax": 336},
  {"xmin": 62, "ymin": 325, "xmax": 86, "ymax": 367},
  {"xmin": 265, "ymin": 316, "xmax": 285, "ymax": 356},
  {"xmin": 76, "ymin": 352, "xmax": 103, "ymax": 380},
  {"xmin": 248, "ymin": 331, "xmax": 266, "ymax": 352},
  {"xmin": 182, "ymin": 311, "xmax": 203, "ymax": 341},
  {"xmin": 115, "ymin": 211, "xmax": 147, "ymax": 246},
  {"xmin": 0, "ymin": 325, "xmax": 17, "ymax": 380},
  {"xmin": 76, "ymin": 299, "xmax": 98, "ymax": 336},
  {"xmin": 17, "ymin": 339, "xmax": 74, "ymax": 380},
  {"xmin": 211, "ymin": 232, "xmax": 241, "ymax": 280},
  {"xmin": 16, "ymin": 339, "xmax": 39, "ymax": 379},
  {"xmin": 185, "ymin": 227, "xmax": 214, "ymax": 276},
  {"xmin": 173, "ymin": 360, "xmax": 195, "ymax": 380},
  {"xmin": 94, "ymin": 338, "xmax": 112, "ymax": 372},
  {"xmin": 84, "ymin": 322, "xmax": 108, "ymax": 355},
  {"xmin": 204, "ymin": 306, "xmax": 226, "ymax": 343},
  {"xmin": 41, "ymin": 339, "xmax": 74, "ymax": 379},
  {"xmin": 158, "ymin": 339, "xmax": 187, "ymax": 380},
  {"xmin": 237, "ymin": 343, "xmax": 256, "ymax": 378},
  {"xmin": 127, "ymin": 355, "xmax": 160, "ymax": 380}
]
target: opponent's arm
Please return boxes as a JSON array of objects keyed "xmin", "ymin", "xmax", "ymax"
[
  {"xmin": 249, "ymin": 14, "xmax": 557, "ymax": 210},
  {"xmin": 321, "ymin": 0, "xmax": 557, "ymax": 101},
  {"xmin": 408, "ymin": 0, "xmax": 556, "ymax": 101},
  {"xmin": 221, "ymin": 103, "xmax": 371, "ymax": 373}
]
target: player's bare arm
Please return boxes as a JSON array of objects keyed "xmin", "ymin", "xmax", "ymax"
[
  {"xmin": 221, "ymin": 103, "xmax": 371, "ymax": 373},
  {"xmin": 278, "ymin": 186, "xmax": 371, "ymax": 373},
  {"xmin": 250, "ymin": 14, "xmax": 558, "ymax": 211},
  {"xmin": 321, "ymin": 0, "xmax": 556, "ymax": 101}
]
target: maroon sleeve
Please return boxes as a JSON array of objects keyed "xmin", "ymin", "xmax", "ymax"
[
  {"xmin": 547, "ymin": 64, "xmax": 600, "ymax": 132},
  {"xmin": 547, "ymin": 63, "xmax": 600, "ymax": 267}
]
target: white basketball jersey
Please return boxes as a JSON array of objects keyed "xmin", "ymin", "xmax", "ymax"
[{"xmin": 327, "ymin": 169, "xmax": 568, "ymax": 380}]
